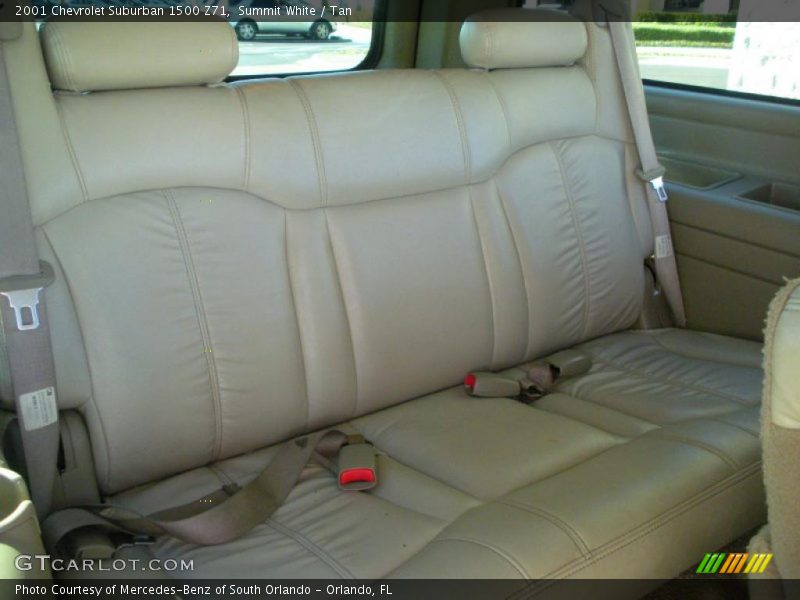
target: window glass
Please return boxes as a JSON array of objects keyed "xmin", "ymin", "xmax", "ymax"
[
  {"xmin": 633, "ymin": 2, "xmax": 800, "ymax": 101},
  {"xmin": 228, "ymin": 0, "xmax": 377, "ymax": 77}
]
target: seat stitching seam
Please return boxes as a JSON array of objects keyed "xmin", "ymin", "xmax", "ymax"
[
  {"xmin": 585, "ymin": 27, "xmax": 601, "ymax": 135},
  {"xmin": 428, "ymin": 536, "xmax": 530, "ymax": 578},
  {"xmin": 53, "ymin": 26, "xmax": 76, "ymax": 93},
  {"xmin": 323, "ymin": 211, "xmax": 359, "ymax": 418},
  {"xmin": 549, "ymin": 141, "xmax": 591, "ymax": 341},
  {"xmin": 588, "ymin": 352, "xmax": 753, "ymax": 406},
  {"xmin": 646, "ymin": 331, "xmax": 763, "ymax": 372},
  {"xmin": 494, "ymin": 179, "xmax": 531, "ymax": 360},
  {"xmin": 647, "ymin": 431, "xmax": 740, "ymax": 471},
  {"xmin": 556, "ymin": 383, "xmax": 755, "ymax": 433},
  {"xmin": 482, "ymin": 71, "xmax": 513, "ymax": 154},
  {"xmin": 431, "ymin": 73, "xmax": 495, "ymax": 362},
  {"xmin": 164, "ymin": 189, "xmax": 223, "ymax": 461},
  {"xmin": 540, "ymin": 462, "xmax": 761, "ymax": 579},
  {"xmin": 533, "ymin": 399, "xmax": 651, "ymax": 436},
  {"xmin": 469, "ymin": 187, "xmax": 497, "ymax": 366},
  {"xmin": 234, "ymin": 86, "xmax": 252, "ymax": 190},
  {"xmin": 555, "ymin": 462, "xmax": 762, "ymax": 577},
  {"xmin": 38, "ymin": 132, "xmax": 627, "ymax": 223},
  {"xmin": 40, "ymin": 226, "xmax": 114, "ymax": 488},
  {"xmin": 284, "ymin": 212, "xmax": 311, "ymax": 432},
  {"xmin": 707, "ymin": 416, "xmax": 759, "ymax": 438},
  {"xmin": 499, "ymin": 500, "xmax": 591, "ymax": 557},
  {"xmin": 431, "ymin": 71, "xmax": 471, "ymax": 182},
  {"xmin": 288, "ymin": 79, "xmax": 328, "ymax": 207},
  {"xmin": 53, "ymin": 100, "xmax": 90, "ymax": 203},
  {"xmin": 266, "ymin": 519, "xmax": 355, "ymax": 579}
]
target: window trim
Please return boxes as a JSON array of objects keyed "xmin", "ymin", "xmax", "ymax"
[
  {"xmin": 643, "ymin": 78, "xmax": 800, "ymax": 109},
  {"xmin": 226, "ymin": 1, "xmax": 386, "ymax": 82}
]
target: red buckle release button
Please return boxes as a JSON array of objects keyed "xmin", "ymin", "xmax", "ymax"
[
  {"xmin": 464, "ymin": 373, "xmax": 477, "ymax": 391},
  {"xmin": 337, "ymin": 443, "xmax": 377, "ymax": 491},
  {"xmin": 339, "ymin": 468, "xmax": 376, "ymax": 487}
]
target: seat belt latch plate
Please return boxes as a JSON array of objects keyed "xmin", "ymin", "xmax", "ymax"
[
  {"xmin": 650, "ymin": 176, "xmax": 668, "ymax": 203},
  {"xmin": 464, "ymin": 372, "xmax": 522, "ymax": 398},
  {"xmin": 337, "ymin": 442, "xmax": 377, "ymax": 491},
  {"xmin": 0, "ymin": 261, "xmax": 55, "ymax": 332},
  {"xmin": 1, "ymin": 288, "xmax": 44, "ymax": 331}
]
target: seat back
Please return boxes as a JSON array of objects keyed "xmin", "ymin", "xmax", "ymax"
[{"xmin": 2, "ymin": 10, "xmax": 651, "ymax": 494}]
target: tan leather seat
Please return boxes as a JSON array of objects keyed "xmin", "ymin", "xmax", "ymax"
[{"xmin": 0, "ymin": 8, "xmax": 765, "ymax": 586}]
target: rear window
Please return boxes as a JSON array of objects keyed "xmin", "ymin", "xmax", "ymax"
[{"xmin": 229, "ymin": 0, "xmax": 379, "ymax": 77}]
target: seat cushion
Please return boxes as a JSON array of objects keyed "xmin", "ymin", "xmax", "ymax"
[{"xmin": 111, "ymin": 328, "xmax": 764, "ymax": 584}]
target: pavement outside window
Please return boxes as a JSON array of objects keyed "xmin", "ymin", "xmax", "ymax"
[{"xmin": 232, "ymin": 23, "xmax": 373, "ymax": 76}]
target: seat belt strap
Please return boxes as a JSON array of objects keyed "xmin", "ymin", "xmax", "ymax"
[
  {"xmin": 605, "ymin": 19, "xmax": 688, "ymax": 328},
  {"xmin": 43, "ymin": 430, "xmax": 376, "ymax": 550},
  {"xmin": 0, "ymin": 36, "xmax": 60, "ymax": 518}
]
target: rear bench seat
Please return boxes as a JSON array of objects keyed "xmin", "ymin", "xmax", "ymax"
[{"xmin": 1, "ymin": 9, "xmax": 765, "ymax": 584}]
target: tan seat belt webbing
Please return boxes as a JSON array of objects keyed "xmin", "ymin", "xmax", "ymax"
[
  {"xmin": 43, "ymin": 430, "xmax": 369, "ymax": 550},
  {"xmin": 605, "ymin": 18, "xmax": 688, "ymax": 327},
  {"xmin": 0, "ymin": 33, "xmax": 60, "ymax": 518}
]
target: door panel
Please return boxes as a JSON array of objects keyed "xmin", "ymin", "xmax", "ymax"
[{"xmin": 646, "ymin": 85, "xmax": 800, "ymax": 341}]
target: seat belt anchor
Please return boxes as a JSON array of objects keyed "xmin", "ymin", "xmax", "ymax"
[
  {"xmin": 0, "ymin": 261, "xmax": 55, "ymax": 331},
  {"xmin": 337, "ymin": 441, "xmax": 377, "ymax": 491},
  {"xmin": 650, "ymin": 176, "xmax": 668, "ymax": 203}
]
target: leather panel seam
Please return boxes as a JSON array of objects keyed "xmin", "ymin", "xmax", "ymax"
[
  {"xmin": 469, "ymin": 187, "xmax": 497, "ymax": 367},
  {"xmin": 533, "ymin": 397, "xmax": 654, "ymax": 436},
  {"xmin": 707, "ymin": 416, "xmax": 759, "ymax": 438},
  {"xmin": 549, "ymin": 140, "xmax": 591, "ymax": 341},
  {"xmin": 288, "ymin": 79, "xmax": 328, "ymax": 207},
  {"xmin": 234, "ymin": 86, "xmax": 252, "ymax": 190},
  {"xmin": 266, "ymin": 518, "xmax": 355, "ymax": 580},
  {"xmin": 541, "ymin": 462, "xmax": 762, "ymax": 579},
  {"xmin": 494, "ymin": 179, "xmax": 532, "ymax": 361},
  {"xmin": 284, "ymin": 212, "xmax": 311, "ymax": 431},
  {"xmin": 323, "ymin": 211, "xmax": 359, "ymax": 418},
  {"xmin": 647, "ymin": 431, "xmax": 740, "ymax": 471},
  {"xmin": 432, "ymin": 71, "xmax": 471, "ymax": 182},
  {"xmin": 587, "ymin": 352, "xmax": 754, "ymax": 407},
  {"xmin": 40, "ymin": 225, "xmax": 114, "ymax": 489},
  {"xmin": 481, "ymin": 70, "xmax": 513, "ymax": 155},
  {"xmin": 428, "ymin": 536, "xmax": 530, "ymax": 578},
  {"xmin": 498, "ymin": 500, "xmax": 591, "ymax": 557},
  {"xmin": 53, "ymin": 99, "xmax": 90, "ymax": 203},
  {"xmin": 165, "ymin": 189, "xmax": 223, "ymax": 461}
]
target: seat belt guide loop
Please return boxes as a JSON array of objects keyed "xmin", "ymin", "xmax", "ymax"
[{"xmin": 0, "ymin": 261, "xmax": 55, "ymax": 332}]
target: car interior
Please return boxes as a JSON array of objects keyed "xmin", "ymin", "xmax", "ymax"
[{"xmin": 0, "ymin": 0, "xmax": 798, "ymax": 597}]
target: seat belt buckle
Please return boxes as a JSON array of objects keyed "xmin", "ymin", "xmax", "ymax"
[
  {"xmin": 337, "ymin": 442, "xmax": 377, "ymax": 491},
  {"xmin": 0, "ymin": 261, "xmax": 55, "ymax": 332},
  {"xmin": 650, "ymin": 176, "xmax": 668, "ymax": 203},
  {"xmin": 464, "ymin": 372, "xmax": 522, "ymax": 398}
]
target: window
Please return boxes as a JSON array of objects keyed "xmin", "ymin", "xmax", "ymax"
[
  {"xmin": 228, "ymin": 0, "xmax": 379, "ymax": 77},
  {"xmin": 633, "ymin": 2, "xmax": 800, "ymax": 102}
]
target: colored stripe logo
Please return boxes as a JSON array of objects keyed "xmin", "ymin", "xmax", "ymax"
[{"xmin": 696, "ymin": 553, "xmax": 773, "ymax": 574}]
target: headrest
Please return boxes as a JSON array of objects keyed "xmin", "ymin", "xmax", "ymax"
[
  {"xmin": 0, "ymin": 22, "xmax": 23, "ymax": 41},
  {"xmin": 41, "ymin": 21, "xmax": 238, "ymax": 92},
  {"xmin": 460, "ymin": 8, "xmax": 588, "ymax": 70}
]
